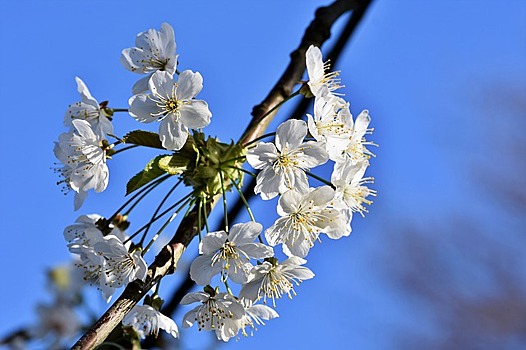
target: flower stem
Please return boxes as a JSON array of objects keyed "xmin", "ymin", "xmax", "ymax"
[
  {"xmin": 140, "ymin": 179, "xmax": 182, "ymax": 244},
  {"xmin": 106, "ymin": 174, "xmax": 170, "ymax": 230},
  {"xmin": 226, "ymin": 174, "xmax": 263, "ymax": 244},
  {"xmin": 224, "ymin": 279, "xmax": 233, "ymax": 295},
  {"xmin": 202, "ymin": 196, "xmax": 210, "ymax": 233},
  {"xmin": 260, "ymin": 89, "xmax": 301, "ymax": 120},
  {"xmin": 124, "ymin": 190, "xmax": 195, "ymax": 245},
  {"xmin": 305, "ymin": 170, "xmax": 335, "ymax": 189},
  {"xmin": 111, "ymin": 144, "xmax": 139, "ymax": 156},
  {"xmin": 111, "ymin": 108, "xmax": 129, "ymax": 113},
  {"xmin": 219, "ymin": 170, "xmax": 229, "ymax": 233},
  {"xmin": 142, "ymin": 195, "xmax": 194, "ymax": 254},
  {"xmin": 197, "ymin": 198, "xmax": 203, "ymax": 241}
]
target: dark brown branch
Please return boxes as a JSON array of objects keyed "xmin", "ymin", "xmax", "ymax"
[{"xmin": 72, "ymin": 1, "xmax": 368, "ymax": 349}]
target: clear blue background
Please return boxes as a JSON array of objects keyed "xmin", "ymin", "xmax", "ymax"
[{"xmin": 1, "ymin": 1, "xmax": 526, "ymax": 349}]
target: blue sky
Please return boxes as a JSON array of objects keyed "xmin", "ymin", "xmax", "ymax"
[{"xmin": 1, "ymin": 1, "xmax": 526, "ymax": 349}]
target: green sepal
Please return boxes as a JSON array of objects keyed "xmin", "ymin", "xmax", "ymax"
[
  {"xmin": 126, "ymin": 155, "xmax": 169, "ymax": 195},
  {"xmin": 122, "ymin": 130, "xmax": 164, "ymax": 149}
]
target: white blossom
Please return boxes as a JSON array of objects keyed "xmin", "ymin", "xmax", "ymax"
[
  {"xmin": 307, "ymin": 94, "xmax": 353, "ymax": 159},
  {"xmin": 129, "ymin": 70, "xmax": 212, "ymax": 151},
  {"xmin": 238, "ymin": 298, "xmax": 278, "ymax": 336},
  {"xmin": 63, "ymin": 214, "xmax": 128, "ymax": 256},
  {"xmin": 306, "ymin": 45, "xmax": 342, "ymax": 97},
  {"xmin": 94, "ymin": 236, "xmax": 148, "ymax": 301},
  {"xmin": 247, "ymin": 119, "xmax": 328, "ymax": 200},
  {"xmin": 122, "ymin": 305, "xmax": 179, "ymax": 339},
  {"xmin": 190, "ymin": 222, "xmax": 273, "ymax": 285},
  {"xmin": 332, "ymin": 160, "xmax": 376, "ymax": 216},
  {"xmin": 121, "ymin": 23, "xmax": 178, "ymax": 94},
  {"xmin": 181, "ymin": 290, "xmax": 246, "ymax": 342},
  {"xmin": 331, "ymin": 109, "xmax": 376, "ymax": 165},
  {"xmin": 265, "ymin": 186, "xmax": 349, "ymax": 258},
  {"xmin": 64, "ymin": 77, "xmax": 113, "ymax": 137},
  {"xmin": 239, "ymin": 256, "xmax": 314, "ymax": 306},
  {"xmin": 54, "ymin": 120, "xmax": 109, "ymax": 210}
]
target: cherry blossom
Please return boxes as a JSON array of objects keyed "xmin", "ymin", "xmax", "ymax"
[
  {"xmin": 190, "ymin": 222, "xmax": 273, "ymax": 285},
  {"xmin": 121, "ymin": 23, "xmax": 178, "ymax": 94},
  {"xmin": 54, "ymin": 120, "xmax": 109, "ymax": 210},
  {"xmin": 307, "ymin": 94, "xmax": 353, "ymax": 159},
  {"xmin": 129, "ymin": 70, "xmax": 212, "ymax": 151},
  {"xmin": 64, "ymin": 77, "xmax": 113, "ymax": 137},
  {"xmin": 122, "ymin": 305, "xmax": 179, "ymax": 339},
  {"xmin": 306, "ymin": 45, "xmax": 342, "ymax": 97},
  {"xmin": 239, "ymin": 256, "xmax": 314, "ymax": 306},
  {"xmin": 265, "ymin": 186, "xmax": 350, "ymax": 258},
  {"xmin": 331, "ymin": 109, "xmax": 376, "ymax": 165},
  {"xmin": 247, "ymin": 119, "xmax": 328, "ymax": 200},
  {"xmin": 181, "ymin": 290, "xmax": 246, "ymax": 342},
  {"xmin": 332, "ymin": 160, "xmax": 376, "ymax": 216}
]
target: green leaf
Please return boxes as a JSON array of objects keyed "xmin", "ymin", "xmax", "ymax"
[
  {"xmin": 126, "ymin": 155, "xmax": 168, "ymax": 195},
  {"xmin": 122, "ymin": 130, "xmax": 164, "ymax": 149}
]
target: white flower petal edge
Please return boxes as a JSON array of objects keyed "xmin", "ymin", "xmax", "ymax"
[
  {"xmin": 331, "ymin": 109, "xmax": 376, "ymax": 164},
  {"xmin": 122, "ymin": 305, "xmax": 179, "ymax": 339},
  {"xmin": 331, "ymin": 160, "xmax": 376, "ymax": 216},
  {"xmin": 306, "ymin": 45, "xmax": 342, "ymax": 97},
  {"xmin": 239, "ymin": 256, "xmax": 314, "ymax": 306},
  {"xmin": 64, "ymin": 77, "xmax": 114, "ymax": 137},
  {"xmin": 121, "ymin": 23, "xmax": 178, "ymax": 94},
  {"xmin": 54, "ymin": 120, "xmax": 109, "ymax": 210},
  {"xmin": 181, "ymin": 291, "xmax": 245, "ymax": 342}
]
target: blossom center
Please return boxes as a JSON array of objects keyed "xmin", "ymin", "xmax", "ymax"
[{"xmin": 195, "ymin": 299, "xmax": 234, "ymax": 331}]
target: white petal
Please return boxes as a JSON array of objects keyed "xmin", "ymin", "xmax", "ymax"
[
  {"xmin": 239, "ymin": 280, "xmax": 261, "ymax": 301},
  {"xmin": 160, "ymin": 23, "xmax": 176, "ymax": 58},
  {"xmin": 159, "ymin": 115, "xmax": 188, "ymax": 151},
  {"xmin": 254, "ymin": 167, "xmax": 282, "ymax": 200},
  {"xmin": 179, "ymin": 100, "xmax": 211, "ymax": 129},
  {"xmin": 131, "ymin": 75, "xmax": 152, "ymax": 95},
  {"xmin": 277, "ymin": 190, "xmax": 303, "ymax": 216},
  {"xmin": 180, "ymin": 291, "xmax": 210, "ymax": 305},
  {"xmin": 200, "ymin": 230, "xmax": 227, "ymax": 255},
  {"xmin": 189, "ymin": 255, "xmax": 222, "ymax": 286},
  {"xmin": 247, "ymin": 142, "xmax": 278, "ymax": 169},
  {"xmin": 129, "ymin": 94, "xmax": 158, "ymax": 123},
  {"xmin": 228, "ymin": 222, "xmax": 262, "ymax": 244},
  {"xmin": 227, "ymin": 262, "xmax": 252, "ymax": 284},
  {"xmin": 149, "ymin": 71, "xmax": 175, "ymax": 97},
  {"xmin": 75, "ymin": 77, "xmax": 98, "ymax": 108},
  {"xmin": 353, "ymin": 110, "xmax": 371, "ymax": 140},
  {"xmin": 176, "ymin": 70, "xmax": 203, "ymax": 100},
  {"xmin": 275, "ymin": 119, "xmax": 307, "ymax": 152},
  {"xmin": 239, "ymin": 243, "xmax": 273, "ymax": 259},
  {"xmin": 306, "ymin": 45, "xmax": 324, "ymax": 83}
]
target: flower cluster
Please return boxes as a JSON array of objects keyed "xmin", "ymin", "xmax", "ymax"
[
  {"xmin": 183, "ymin": 45, "xmax": 376, "ymax": 341},
  {"xmin": 64, "ymin": 214, "xmax": 147, "ymax": 302},
  {"xmin": 46, "ymin": 23, "xmax": 377, "ymax": 348},
  {"xmin": 54, "ymin": 78, "xmax": 113, "ymax": 209}
]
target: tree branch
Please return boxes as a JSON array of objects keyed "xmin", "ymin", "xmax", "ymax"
[{"xmin": 72, "ymin": 1, "xmax": 368, "ymax": 348}]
